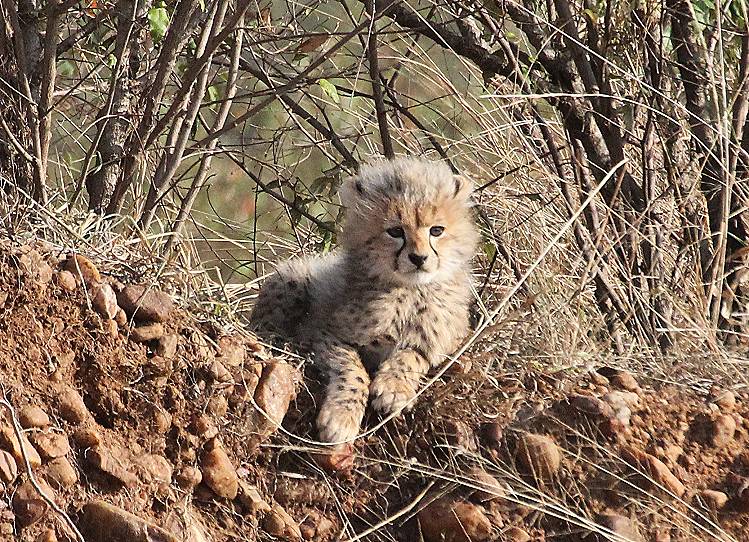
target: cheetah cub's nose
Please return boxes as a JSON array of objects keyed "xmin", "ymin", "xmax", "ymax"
[{"xmin": 408, "ymin": 253, "xmax": 428, "ymax": 268}]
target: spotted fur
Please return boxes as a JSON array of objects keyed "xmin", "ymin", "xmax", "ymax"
[{"xmin": 250, "ymin": 157, "xmax": 479, "ymax": 443}]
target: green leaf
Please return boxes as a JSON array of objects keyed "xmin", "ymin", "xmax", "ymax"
[
  {"xmin": 206, "ymin": 85, "xmax": 219, "ymax": 103},
  {"xmin": 148, "ymin": 1, "xmax": 169, "ymax": 43},
  {"xmin": 57, "ymin": 60, "xmax": 76, "ymax": 77},
  {"xmin": 106, "ymin": 53, "xmax": 116, "ymax": 68},
  {"xmin": 318, "ymin": 78, "xmax": 340, "ymax": 104}
]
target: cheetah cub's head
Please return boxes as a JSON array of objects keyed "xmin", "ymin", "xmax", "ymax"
[{"xmin": 340, "ymin": 157, "xmax": 478, "ymax": 285}]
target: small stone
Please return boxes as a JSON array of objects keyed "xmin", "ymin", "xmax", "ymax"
[
  {"xmin": 237, "ymin": 480, "xmax": 271, "ymax": 516},
  {"xmin": 104, "ymin": 319, "xmax": 119, "ymax": 339},
  {"xmin": 622, "ymin": 446, "xmax": 685, "ymax": 497},
  {"xmin": 176, "ymin": 466, "xmax": 202, "ymax": 491},
  {"xmin": 504, "ymin": 527, "xmax": 530, "ymax": 542},
  {"xmin": 55, "ymin": 270, "xmax": 77, "ymax": 292},
  {"xmin": 130, "ymin": 322, "xmax": 164, "ymax": 342},
  {"xmin": 19, "ymin": 406, "xmax": 50, "ymax": 429},
  {"xmin": 700, "ymin": 489, "xmax": 728, "ymax": 510},
  {"xmin": 254, "ymin": 361, "xmax": 298, "ymax": 441},
  {"xmin": 73, "ymin": 427, "xmax": 101, "ymax": 448},
  {"xmin": 300, "ymin": 512, "xmax": 335, "ymax": 541},
  {"xmin": 419, "ymin": 496, "xmax": 492, "ymax": 542},
  {"xmin": 37, "ymin": 528, "xmax": 58, "ymax": 542},
  {"xmin": 149, "ymin": 407, "xmax": 172, "ymax": 433},
  {"xmin": 208, "ymin": 360, "xmax": 232, "ymax": 384},
  {"xmin": 31, "ymin": 431, "xmax": 70, "ymax": 460},
  {"xmin": 156, "ymin": 334, "xmax": 178, "ymax": 359},
  {"xmin": 479, "ymin": 422, "xmax": 503, "ymax": 450},
  {"xmin": 64, "ymin": 254, "xmax": 101, "ymax": 285},
  {"xmin": 13, "ymin": 478, "xmax": 54, "ymax": 527},
  {"xmin": 596, "ymin": 513, "xmax": 642, "ymax": 542},
  {"xmin": 710, "ymin": 389, "xmax": 736, "ymax": 411},
  {"xmin": 86, "ymin": 445, "xmax": 138, "ymax": 487},
  {"xmin": 663, "ymin": 445, "xmax": 683, "ymax": 464},
  {"xmin": 568, "ymin": 394, "xmax": 615, "ymax": 419},
  {"xmin": 45, "ymin": 457, "xmax": 78, "ymax": 489},
  {"xmin": 135, "ymin": 454, "xmax": 173, "ymax": 485},
  {"xmin": 201, "ymin": 445, "xmax": 238, "ymax": 499},
  {"xmin": 57, "ymin": 387, "xmax": 89, "ymax": 424},
  {"xmin": 117, "ymin": 284, "xmax": 174, "ymax": 322},
  {"xmin": 466, "ymin": 466, "xmax": 507, "ymax": 503},
  {"xmin": 314, "ymin": 443, "xmax": 355, "ymax": 474},
  {"xmin": 92, "ymin": 283, "xmax": 119, "ymax": 319},
  {"xmin": 515, "ymin": 433, "xmax": 561, "ymax": 481},
  {"xmin": 190, "ymin": 414, "xmax": 218, "ymax": 439},
  {"xmin": 610, "ymin": 371, "xmax": 639, "ymax": 391},
  {"xmin": 0, "ymin": 449, "xmax": 18, "ymax": 484},
  {"xmin": 206, "ymin": 395, "xmax": 228, "ymax": 417},
  {"xmin": 263, "ymin": 502, "xmax": 301, "ymax": 541},
  {"xmin": 79, "ymin": 500, "xmax": 178, "ymax": 542},
  {"xmin": 217, "ymin": 336, "xmax": 246, "ymax": 366},
  {"xmin": 709, "ymin": 415, "xmax": 736, "ymax": 448},
  {"xmin": 0, "ymin": 424, "xmax": 42, "ymax": 468},
  {"xmin": 114, "ymin": 308, "xmax": 128, "ymax": 326}
]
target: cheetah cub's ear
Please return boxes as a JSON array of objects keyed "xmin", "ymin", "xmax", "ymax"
[
  {"xmin": 452, "ymin": 174, "xmax": 475, "ymax": 206},
  {"xmin": 339, "ymin": 174, "xmax": 365, "ymax": 210}
]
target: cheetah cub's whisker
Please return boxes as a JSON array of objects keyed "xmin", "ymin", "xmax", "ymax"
[{"xmin": 250, "ymin": 157, "xmax": 479, "ymax": 444}]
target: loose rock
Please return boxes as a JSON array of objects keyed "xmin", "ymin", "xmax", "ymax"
[
  {"xmin": 176, "ymin": 466, "xmax": 202, "ymax": 491},
  {"xmin": 466, "ymin": 466, "xmax": 507, "ymax": 503},
  {"xmin": 709, "ymin": 414, "xmax": 736, "ymax": 448},
  {"xmin": 86, "ymin": 445, "xmax": 138, "ymax": 488},
  {"xmin": 37, "ymin": 528, "xmax": 58, "ymax": 542},
  {"xmin": 45, "ymin": 457, "xmax": 78, "ymax": 489},
  {"xmin": 253, "ymin": 361, "xmax": 298, "ymax": 446},
  {"xmin": 709, "ymin": 389, "xmax": 736, "ymax": 411},
  {"xmin": 57, "ymin": 387, "xmax": 89, "ymax": 424},
  {"xmin": 31, "ymin": 431, "xmax": 70, "ymax": 460},
  {"xmin": 0, "ymin": 449, "xmax": 18, "ymax": 484},
  {"xmin": 504, "ymin": 527, "xmax": 531, "ymax": 542},
  {"xmin": 623, "ymin": 447, "xmax": 685, "ymax": 497},
  {"xmin": 19, "ymin": 406, "xmax": 50, "ymax": 429},
  {"xmin": 55, "ymin": 270, "xmax": 77, "ymax": 292},
  {"xmin": 237, "ymin": 480, "xmax": 271, "ymax": 516},
  {"xmin": 419, "ymin": 496, "xmax": 492, "ymax": 542},
  {"xmin": 595, "ymin": 513, "xmax": 642, "ymax": 542},
  {"xmin": 0, "ymin": 424, "xmax": 42, "ymax": 468},
  {"xmin": 117, "ymin": 284, "xmax": 174, "ymax": 322},
  {"xmin": 156, "ymin": 334, "xmax": 179, "ymax": 359},
  {"xmin": 217, "ymin": 336, "xmax": 246, "ymax": 366},
  {"xmin": 64, "ymin": 254, "xmax": 101, "ymax": 285},
  {"xmin": 79, "ymin": 500, "xmax": 178, "ymax": 542},
  {"xmin": 609, "ymin": 370, "xmax": 640, "ymax": 391},
  {"xmin": 700, "ymin": 489, "xmax": 728, "ymax": 510},
  {"xmin": 263, "ymin": 502, "xmax": 301, "ymax": 541},
  {"xmin": 130, "ymin": 322, "xmax": 165, "ymax": 342},
  {"xmin": 92, "ymin": 283, "xmax": 119, "ymax": 319},
  {"xmin": 314, "ymin": 443, "xmax": 355, "ymax": 474},
  {"xmin": 515, "ymin": 433, "xmax": 561, "ymax": 481},
  {"xmin": 201, "ymin": 445, "xmax": 238, "ymax": 499},
  {"xmin": 12, "ymin": 478, "xmax": 54, "ymax": 527}
]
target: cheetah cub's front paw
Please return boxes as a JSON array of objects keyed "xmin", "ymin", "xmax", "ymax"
[
  {"xmin": 370, "ymin": 373, "xmax": 417, "ymax": 416},
  {"xmin": 316, "ymin": 401, "xmax": 364, "ymax": 443}
]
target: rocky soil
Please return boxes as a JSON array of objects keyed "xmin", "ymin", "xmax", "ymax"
[{"xmin": 1, "ymin": 240, "xmax": 749, "ymax": 541}]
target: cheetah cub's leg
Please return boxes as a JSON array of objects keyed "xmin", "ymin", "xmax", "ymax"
[
  {"xmin": 370, "ymin": 349, "xmax": 429, "ymax": 415},
  {"xmin": 316, "ymin": 344, "xmax": 370, "ymax": 443}
]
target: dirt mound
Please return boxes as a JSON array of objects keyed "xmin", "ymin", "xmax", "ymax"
[{"xmin": 0, "ymin": 240, "xmax": 748, "ymax": 541}]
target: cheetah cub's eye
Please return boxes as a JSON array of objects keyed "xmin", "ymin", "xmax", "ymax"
[
  {"xmin": 386, "ymin": 226, "xmax": 405, "ymax": 238},
  {"xmin": 430, "ymin": 226, "xmax": 445, "ymax": 237}
]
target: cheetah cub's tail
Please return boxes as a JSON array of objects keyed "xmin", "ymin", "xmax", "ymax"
[{"xmin": 249, "ymin": 258, "xmax": 314, "ymax": 337}]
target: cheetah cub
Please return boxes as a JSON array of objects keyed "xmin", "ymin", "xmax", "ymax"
[{"xmin": 251, "ymin": 157, "xmax": 479, "ymax": 443}]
